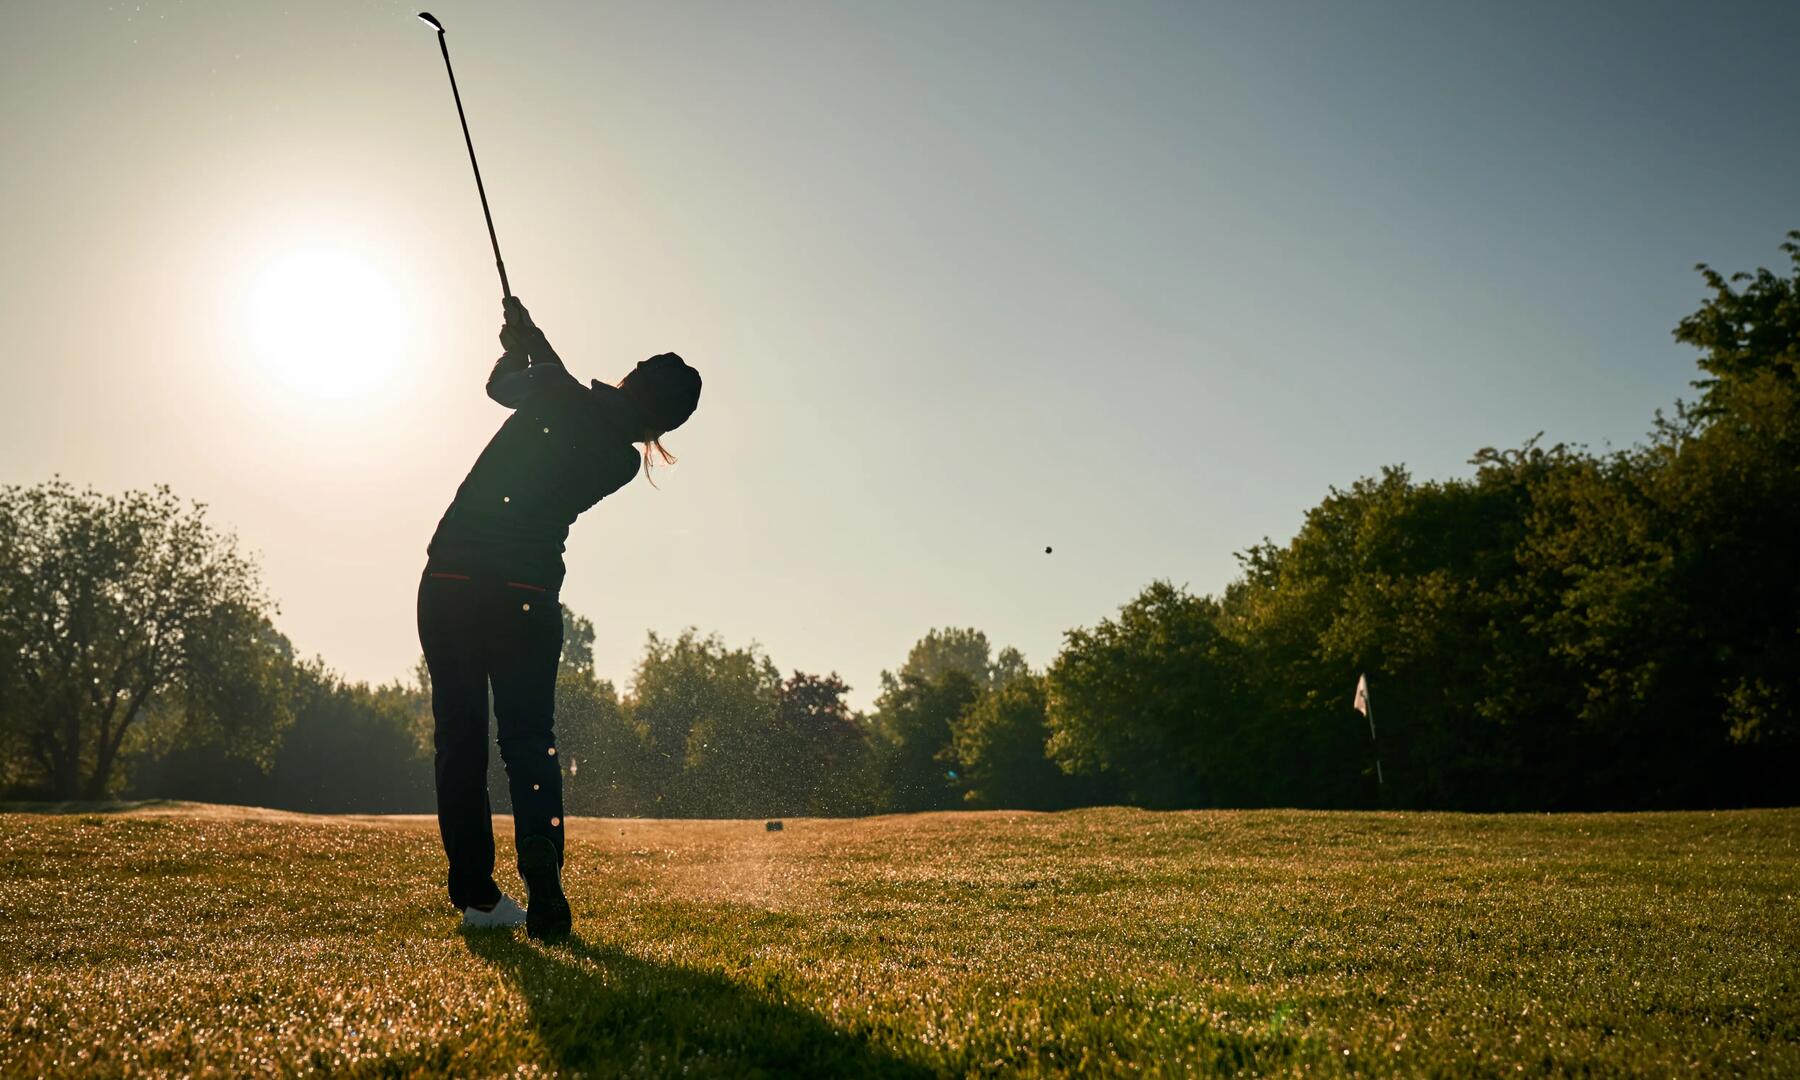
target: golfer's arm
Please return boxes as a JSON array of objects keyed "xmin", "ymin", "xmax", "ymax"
[
  {"xmin": 525, "ymin": 327, "xmax": 568, "ymax": 372},
  {"xmin": 487, "ymin": 339, "xmax": 579, "ymax": 408},
  {"xmin": 485, "ymin": 350, "xmax": 529, "ymax": 407}
]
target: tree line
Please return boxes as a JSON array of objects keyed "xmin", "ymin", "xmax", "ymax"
[{"xmin": 2, "ymin": 233, "xmax": 1796, "ymax": 812}]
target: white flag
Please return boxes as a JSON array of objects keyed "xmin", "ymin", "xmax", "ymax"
[{"xmin": 1353, "ymin": 674, "xmax": 1383, "ymax": 787}]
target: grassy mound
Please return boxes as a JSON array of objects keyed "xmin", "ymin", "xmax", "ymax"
[{"xmin": 2, "ymin": 805, "xmax": 1796, "ymax": 1076}]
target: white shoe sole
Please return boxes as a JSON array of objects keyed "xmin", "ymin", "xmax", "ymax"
[{"xmin": 462, "ymin": 894, "xmax": 528, "ymax": 929}]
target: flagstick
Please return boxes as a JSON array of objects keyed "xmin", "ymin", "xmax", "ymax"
[
  {"xmin": 1368, "ymin": 696, "xmax": 1385, "ymax": 793},
  {"xmin": 1356, "ymin": 674, "xmax": 1386, "ymax": 804}
]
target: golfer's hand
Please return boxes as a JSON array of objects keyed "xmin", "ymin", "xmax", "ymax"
[
  {"xmin": 503, "ymin": 295, "xmax": 536, "ymax": 329},
  {"xmin": 499, "ymin": 297, "xmax": 536, "ymax": 353}
]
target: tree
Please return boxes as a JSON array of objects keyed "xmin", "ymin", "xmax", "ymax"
[
  {"xmin": 869, "ymin": 668, "xmax": 978, "ymax": 813},
  {"xmin": 951, "ymin": 672, "xmax": 1072, "ymax": 809},
  {"xmin": 627, "ymin": 629, "xmax": 783, "ymax": 817},
  {"xmin": 1223, "ymin": 458, "xmax": 1563, "ymax": 810},
  {"xmin": 1035, "ymin": 231, "xmax": 1800, "ymax": 812},
  {"xmin": 554, "ymin": 670, "xmax": 650, "ymax": 817},
  {"xmin": 884, "ymin": 627, "xmax": 1029, "ymax": 693},
  {"xmin": 554, "ymin": 608, "xmax": 655, "ymax": 817},
  {"xmin": 866, "ymin": 628, "xmax": 1032, "ymax": 813},
  {"xmin": 0, "ymin": 482, "xmax": 293, "ymax": 799},
  {"xmin": 1504, "ymin": 234, "xmax": 1800, "ymax": 799},
  {"xmin": 1675, "ymin": 230, "xmax": 1800, "ymax": 417},
  {"xmin": 559, "ymin": 606, "xmax": 600, "ymax": 683},
  {"xmin": 266, "ymin": 668, "xmax": 433, "ymax": 812},
  {"xmin": 1046, "ymin": 582, "xmax": 1249, "ymax": 808},
  {"xmin": 131, "ymin": 664, "xmax": 435, "ymax": 813},
  {"xmin": 1666, "ymin": 230, "xmax": 1800, "ymax": 756},
  {"xmin": 893, "ymin": 627, "xmax": 992, "ymax": 687},
  {"xmin": 776, "ymin": 671, "xmax": 875, "ymax": 816}
]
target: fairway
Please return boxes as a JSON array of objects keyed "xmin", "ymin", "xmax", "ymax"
[{"xmin": 2, "ymin": 806, "xmax": 1796, "ymax": 1077}]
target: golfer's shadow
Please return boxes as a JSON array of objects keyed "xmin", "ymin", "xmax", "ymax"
[{"xmin": 464, "ymin": 931, "xmax": 930, "ymax": 1077}]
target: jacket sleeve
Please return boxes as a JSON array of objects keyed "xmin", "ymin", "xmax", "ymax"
[
  {"xmin": 484, "ymin": 350, "xmax": 526, "ymax": 405},
  {"xmin": 486, "ymin": 330, "xmax": 578, "ymax": 408}
]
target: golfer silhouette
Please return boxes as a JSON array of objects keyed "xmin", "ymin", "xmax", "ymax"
[{"xmin": 418, "ymin": 296, "xmax": 700, "ymax": 938}]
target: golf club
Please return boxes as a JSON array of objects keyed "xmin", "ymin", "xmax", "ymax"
[{"xmin": 417, "ymin": 11, "xmax": 511, "ymax": 299}]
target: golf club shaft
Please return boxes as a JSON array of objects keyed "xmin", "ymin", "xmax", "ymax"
[{"xmin": 433, "ymin": 30, "xmax": 510, "ymax": 299}]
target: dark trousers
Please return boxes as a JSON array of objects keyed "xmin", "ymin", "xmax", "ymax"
[{"xmin": 417, "ymin": 569, "xmax": 565, "ymax": 910}]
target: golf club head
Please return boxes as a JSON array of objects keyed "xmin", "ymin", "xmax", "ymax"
[{"xmin": 417, "ymin": 12, "xmax": 445, "ymax": 33}]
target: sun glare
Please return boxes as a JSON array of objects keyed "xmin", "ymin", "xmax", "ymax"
[{"xmin": 241, "ymin": 247, "xmax": 407, "ymax": 404}]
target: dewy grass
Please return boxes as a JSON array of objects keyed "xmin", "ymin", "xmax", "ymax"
[{"xmin": 1, "ymin": 805, "xmax": 1796, "ymax": 1077}]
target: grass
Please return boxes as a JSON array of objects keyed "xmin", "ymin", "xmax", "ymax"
[{"xmin": 1, "ymin": 803, "xmax": 1796, "ymax": 1077}]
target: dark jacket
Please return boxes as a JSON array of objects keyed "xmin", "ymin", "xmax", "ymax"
[{"xmin": 426, "ymin": 334, "xmax": 643, "ymax": 590}]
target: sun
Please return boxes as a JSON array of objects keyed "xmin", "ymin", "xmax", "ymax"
[{"xmin": 241, "ymin": 247, "xmax": 406, "ymax": 403}]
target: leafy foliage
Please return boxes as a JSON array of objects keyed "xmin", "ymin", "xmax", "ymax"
[
  {"xmin": 1047, "ymin": 584, "xmax": 1245, "ymax": 807},
  {"xmin": 869, "ymin": 669, "xmax": 979, "ymax": 813},
  {"xmin": 0, "ymin": 482, "xmax": 291, "ymax": 799},
  {"xmin": 1032, "ymin": 233, "xmax": 1800, "ymax": 811},
  {"xmin": 950, "ymin": 673, "xmax": 1075, "ymax": 809},
  {"xmin": 131, "ymin": 662, "xmax": 431, "ymax": 813},
  {"xmin": 623, "ymin": 630, "xmax": 876, "ymax": 817},
  {"xmin": 776, "ymin": 671, "xmax": 877, "ymax": 816}
]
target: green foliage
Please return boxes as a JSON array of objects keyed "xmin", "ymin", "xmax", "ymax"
[
  {"xmin": 870, "ymin": 670, "xmax": 978, "ymax": 813},
  {"xmin": 776, "ymin": 671, "xmax": 878, "ymax": 816},
  {"xmin": 131, "ymin": 664, "xmax": 433, "ymax": 813},
  {"xmin": 1035, "ymin": 231, "xmax": 1800, "ymax": 812},
  {"xmin": 892, "ymin": 627, "xmax": 994, "ymax": 688},
  {"xmin": 549, "ymin": 607, "xmax": 654, "ymax": 818},
  {"xmin": 557, "ymin": 670, "xmax": 650, "ymax": 818},
  {"xmin": 278, "ymin": 669, "xmax": 435, "ymax": 812},
  {"xmin": 885, "ymin": 627, "xmax": 1029, "ymax": 695},
  {"xmin": 1674, "ymin": 229, "xmax": 1800, "ymax": 413},
  {"xmin": 870, "ymin": 628, "xmax": 1037, "ymax": 813},
  {"xmin": 1047, "ymin": 583, "xmax": 1252, "ymax": 808},
  {"xmin": 630, "ymin": 629, "xmax": 783, "ymax": 817},
  {"xmin": 0, "ymin": 481, "xmax": 291, "ymax": 799},
  {"xmin": 557, "ymin": 606, "xmax": 599, "ymax": 684},
  {"xmin": 603, "ymin": 631, "xmax": 880, "ymax": 818},
  {"xmin": 951, "ymin": 673, "xmax": 1072, "ymax": 809}
]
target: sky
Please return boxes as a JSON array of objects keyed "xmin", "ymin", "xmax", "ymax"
[{"xmin": 3, "ymin": 0, "xmax": 1796, "ymax": 707}]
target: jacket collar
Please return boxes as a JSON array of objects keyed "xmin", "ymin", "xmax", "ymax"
[{"xmin": 587, "ymin": 380, "xmax": 650, "ymax": 440}]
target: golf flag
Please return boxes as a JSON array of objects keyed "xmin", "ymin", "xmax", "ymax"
[{"xmin": 1354, "ymin": 674, "xmax": 1384, "ymax": 789}]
